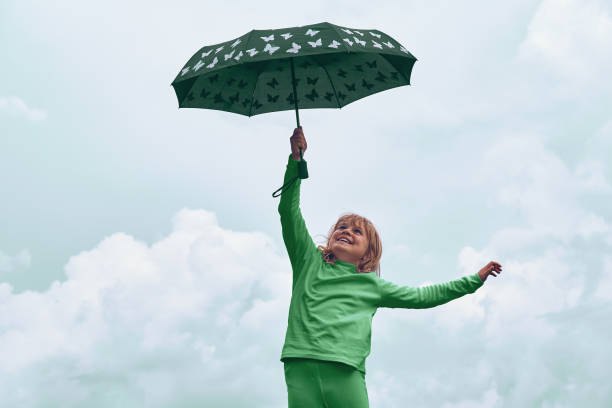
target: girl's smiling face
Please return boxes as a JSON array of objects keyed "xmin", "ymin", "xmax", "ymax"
[{"xmin": 329, "ymin": 221, "xmax": 369, "ymax": 266}]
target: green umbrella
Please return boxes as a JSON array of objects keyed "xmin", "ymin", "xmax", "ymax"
[{"xmin": 171, "ymin": 21, "xmax": 417, "ymax": 196}]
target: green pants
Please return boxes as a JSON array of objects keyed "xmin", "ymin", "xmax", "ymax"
[{"xmin": 283, "ymin": 358, "xmax": 370, "ymax": 408}]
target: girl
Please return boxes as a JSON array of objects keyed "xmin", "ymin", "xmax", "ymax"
[{"xmin": 279, "ymin": 127, "xmax": 502, "ymax": 408}]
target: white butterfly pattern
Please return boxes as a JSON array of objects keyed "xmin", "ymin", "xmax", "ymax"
[
  {"xmin": 181, "ymin": 67, "xmax": 190, "ymax": 76},
  {"xmin": 328, "ymin": 40, "xmax": 341, "ymax": 49},
  {"xmin": 201, "ymin": 50, "xmax": 212, "ymax": 58},
  {"xmin": 234, "ymin": 50, "xmax": 244, "ymax": 61},
  {"xmin": 353, "ymin": 36, "xmax": 366, "ymax": 46},
  {"xmin": 206, "ymin": 57, "xmax": 218, "ymax": 69},
  {"xmin": 400, "ymin": 46, "xmax": 410, "ymax": 54},
  {"xmin": 264, "ymin": 43, "xmax": 280, "ymax": 54},
  {"xmin": 383, "ymin": 41, "xmax": 395, "ymax": 48},
  {"xmin": 343, "ymin": 38, "xmax": 354, "ymax": 46},
  {"xmin": 353, "ymin": 30, "xmax": 364, "ymax": 36},
  {"xmin": 215, "ymin": 46, "xmax": 224, "ymax": 54},
  {"xmin": 341, "ymin": 28, "xmax": 353, "ymax": 35},
  {"xmin": 281, "ymin": 33, "xmax": 293, "ymax": 40},
  {"xmin": 224, "ymin": 50, "xmax": 235, "ymax": 61},
  {"xmin": 305, "ymin": 29, "xmax": 319, "ymax": 37},
  {"xmin": 371, "ymin": 40, "xmax": 383, "ymax": 50},
  {"xmin": 231, "ymin": 39, "xmax": 241, "ymax": 48},
  {"xmin": 308, "ymin": 38, "xmax": 322, "ymax": 48},
  {"xmin": 261, "ymin": 34, "xmax": 274, "ymax": 42},
  {"xmin": 194, "ymin": 60, "xmax": 205, "ymax": 71},
  {"xmin": 369, "ymin": 32, "xmax": 381, "ymax": 38},
  {"xmin": 286, "ymin": 42, "xmax": 301, "ymax": 54},
  {"xmin": 246, "ymin": 48, "xmax": 259, "ymax": 57}
]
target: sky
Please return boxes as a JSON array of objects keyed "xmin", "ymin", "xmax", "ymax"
[{"xmin": 1, "ymin": 0, "xmax": 611, "ymax": 406}]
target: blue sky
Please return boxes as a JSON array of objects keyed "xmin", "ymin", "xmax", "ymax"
[{"xmin": 1, "ymin": 0, "xmax": 611, "ymax": 406}]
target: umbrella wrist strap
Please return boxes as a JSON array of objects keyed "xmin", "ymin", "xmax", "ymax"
[
  {"xmin": 272, "ymin": 151, "xmax": 308, "ymax": 197},
  {"xmin": 272, "ymin": 175, "xmax": 299, "ymax": 197}
]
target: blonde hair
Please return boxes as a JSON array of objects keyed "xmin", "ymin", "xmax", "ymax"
[{"xmin": 317, "ymin": 213, "xmax": 382, "ymax": 277}]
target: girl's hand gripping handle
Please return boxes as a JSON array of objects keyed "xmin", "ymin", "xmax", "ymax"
[{"xmin": 290, "ymin": 126, "xmax": 307, "ymax": 161}]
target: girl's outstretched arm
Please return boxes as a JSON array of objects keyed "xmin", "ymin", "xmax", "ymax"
[
  {"xmin": 278, "ymin": 127, "xmax": 317, "ymax": 289},
  {"xmin": 376, "ymin": 272, "xmax": 485, "ymax": 309},
  {"xmin": 377, "ymin": 263, "xmax": 502, "ymax": 308}
]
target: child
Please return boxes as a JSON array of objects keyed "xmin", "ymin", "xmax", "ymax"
[{"xmin": 279, "ymin": 127, "xmax": 502, "ymax": 408}]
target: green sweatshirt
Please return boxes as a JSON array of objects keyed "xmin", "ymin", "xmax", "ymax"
[{"xmin": 278, "ymin": 154, "xmax": 484, "ymax": 374}]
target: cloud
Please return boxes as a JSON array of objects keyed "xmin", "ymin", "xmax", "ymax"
[
  {"xmin": 2, "ymin": 1, "xmax": 612, "ymax": 406},
  {"xmin": 0, "ymin": 209, "xmax": 291, "ymax": 407},
  {"xmin": 441, "ymin": 387, "xmax": 500, "ymax": 408},
  {"xmin": 1, "ymin": 148, "xmax": 611, "ymax": 406},
  {"xmin": 593, "ymin": 255, "xmax": 612, "ymax": 301},
  {"xmin": 477, "ymin": 131, "xmax": 610, "ymax": 243},
  {"xmin": 0, "ymin": 96, "xmax": 47, "ymax": 121},
  {"xmin": 368, "ymin": 131, "xmax": 612, "ymax": 407},
  {"xmin": 518, "ymin": 0, "xmax": 612, "ymax": 89},
  {"xmin": 450, "ymin": 131, "xmax": 609, "ymax": 342},
  {"xmin": 0, "ymin": 249, "xmax": 32, "ymax": 273},
  {"xmin": 585, "ymin": 120, "xmax": 612, "ymax": 165}
]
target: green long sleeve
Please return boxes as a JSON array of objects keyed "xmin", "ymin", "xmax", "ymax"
[
  {"xmin": 278, "ymin": 154, "xmax": 317, "ymax": 290},
  {"xmin": 377, "ymin": 273, "xmax": 484, "ymax": 309}
]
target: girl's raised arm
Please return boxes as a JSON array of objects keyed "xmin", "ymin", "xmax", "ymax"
[{"xmin": 278, "ymin": 127, "xmax": 317, "ymax": 288}]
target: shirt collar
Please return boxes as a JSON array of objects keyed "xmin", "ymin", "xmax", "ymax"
[{"xmin": 334, "ymin": 258, "xmax": 358, "ymax": 273}]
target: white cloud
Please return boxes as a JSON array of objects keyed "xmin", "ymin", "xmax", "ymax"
[
  {"xmin": 367, "ymin": 130, "xmax": 611, "ymax": 406},
  {"xmin": 0, "ymin": 96, "xmax": 47, "ymax": 121},
  {"xmin": 0, "ymin": 209, "xmax": 291, "ymax": 407},
  {"xmin": 0, "ymin": 249, "xmax": 32, "ymax": 273},
  {"xmin": 593, "ymin": 255, "xmax": 612, "ymax": 301},
  {"xmin": 574, "ymin": 161, "xmax": 612, "ymax": 193},
  {"xmin": 441, "ymin": 133, "xmax": 608, "ymax": 341},
  {"xmin": 477, "ymin": 132, "xmax": 610, "ymax": 243},
  {"xmin": 518, "ymin": 0, "xmax": 612, "ymax": 88},
  {"xmin": 585, "ymin": 120, "xmax": 612, "ymax": 164},
  {"xmin": 441, "ymin": 386, "xmax": 500, "ymax": 408},
  {"xmin": 8, "ymin": 203, "xmax": 607, "ymax": 407},
  {"xmin": 1, "ymin": 150, "xmax": 611, "ymax": 407}
]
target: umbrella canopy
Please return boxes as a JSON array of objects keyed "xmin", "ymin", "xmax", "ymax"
[{"xmin": 171, "ymin": 21, "xmax": 417, "ymax": 117}]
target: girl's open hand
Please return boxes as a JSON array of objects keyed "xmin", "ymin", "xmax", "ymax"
[
  {"xmin": 290, "ymin": 126, "xmax": 307, "ymax": 161},
  {"xmin": 478, "ymin": 261, "xmax": 502, "ymax": 282}
]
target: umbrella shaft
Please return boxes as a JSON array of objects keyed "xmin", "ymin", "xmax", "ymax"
[{"xmin": 290, "ymin": 58, "xmax": 300, "ymax": 128}]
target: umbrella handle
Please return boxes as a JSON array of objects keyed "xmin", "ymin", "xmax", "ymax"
[{"xmin": 298, "ymin": 147, "xmax": 308, "ymax": 179}]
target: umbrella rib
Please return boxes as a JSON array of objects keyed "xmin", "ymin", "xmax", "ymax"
[
  {"xmin": 325, "ymin": 23, "xmax": 350, "ymax": 108},
  {"xmin": 319, "ymin": 63, "xmax": 341, "ymax": 109},
  {"xmin": 248, "ymin": 69, "xmax": 261, "ymax": 117},
  {"xmin": 242, "ymin": 29, "xmax": 258, "ymax": 117}
]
